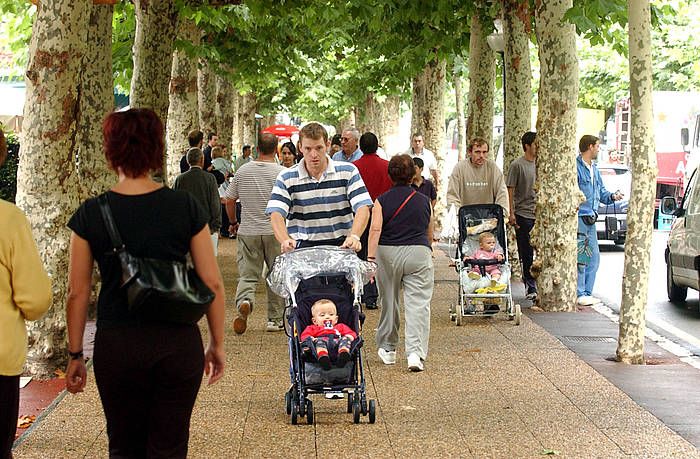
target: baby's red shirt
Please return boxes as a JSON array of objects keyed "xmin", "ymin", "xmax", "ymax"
[{"xmin": 300, "ymin": 323, "xmax": 357, "ymax": 341}]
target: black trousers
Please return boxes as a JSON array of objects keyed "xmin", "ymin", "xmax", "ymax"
[
  {"xmin": 93, "ymin": 324, "xmax": 204, "ymax": 459},
  {"xmin": 0, "ymin": 375, "xmax": 19, "ymax": 459},
  {"xmin": 515, "ymin": 215, "xmax": 537, "ymax": 292},
  {"xmin": 357, "ymin": 222, "xmax": 378, "ymax": 305},
  {"xmin": 220, "ymin": 203, "xmax": 230, "ymax": 236}
]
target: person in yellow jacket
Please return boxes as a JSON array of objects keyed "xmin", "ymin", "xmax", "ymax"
[{"xmin": 0, "ymin": 128, "xmax": 52, "ymax": 458}]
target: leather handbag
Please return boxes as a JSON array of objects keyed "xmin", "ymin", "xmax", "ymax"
[{"xmin": 98, "ymin": 194, "xmax": 214, "ymax": 324}]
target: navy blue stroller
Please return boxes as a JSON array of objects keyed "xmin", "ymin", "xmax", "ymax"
[{"xmin": 267, "ymin": 246, "xmax": 377, "ymax": 425}]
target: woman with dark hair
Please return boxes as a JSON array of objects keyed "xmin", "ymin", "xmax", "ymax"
[
  {"xmin": 65, "ymin": 108, "xmax": 226, "ymax": 458},
  {"xmin": 280, "ymin": 141, "xmax": 297, "ymax": 168},
  {"xmin": 367, "ymin": 154, "xmax": 434, "ymax": 372},
  {"xmin": 0, "ymin": 128, "xmax": 52, "ymax": 459}
]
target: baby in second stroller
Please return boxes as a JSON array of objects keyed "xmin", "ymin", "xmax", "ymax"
[
  {"xmin": 300, "ymin": 299, "xmax": 356, "ymax": 370},
  {"xmin": 467, "ymin": 231, "xmax": 505, "ymax": 281}
]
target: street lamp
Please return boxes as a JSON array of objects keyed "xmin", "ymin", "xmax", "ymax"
[{"xmin": 487, "ymin": 19, "xmax": 506, "ymax": 159}]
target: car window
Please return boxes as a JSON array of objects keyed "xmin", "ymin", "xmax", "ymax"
[
  {"xmin": 686, "ymin": 169, "xmax": 700, "ymax": 215},
  {"xmin": 599, "ymin": 167, "xmax": 631, "ymax": 197}
]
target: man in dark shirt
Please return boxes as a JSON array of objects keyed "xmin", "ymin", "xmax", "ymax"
[
  {"xmin": 202, "ymin": 132, "xmax": 218, "ymax": 171},
  {"xmin": 180, "ymin": 130, "xmax": 204, "ymax": 173},
  {"xmin": 353, "ymin": 132, "xmax": 392, "ymax": 310},
  {"xmin": 173, "ymin": 148, "xmax": 221, "ymax": 255},
  {"xmin": 411, "ymin": 157, "xmax": 437, "ymax": 209}
]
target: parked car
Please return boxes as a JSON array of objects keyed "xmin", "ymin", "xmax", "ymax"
[
  {"xmin": 596, "ymin": 164, "xmax": 631, "ymax": 245},
  {"xmin": 664, "ymin": 167, "xmax": 700, "ymax": 303}
]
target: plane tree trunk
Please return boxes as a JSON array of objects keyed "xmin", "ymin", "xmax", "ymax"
[
  {"xmin": 503, "ymin": 0, "xmax": 534, "ymax": 282},
  {"xmin": 198, "ymin": 59, "xmax": 217, "ymax": 136},
  {"xmin": 466, "ymin": 15, "xmax": 496, "ymax": 152},
  {"xmin": 617, "ymin": 0, "xmax": 657, "ymax": 364},
  {"xmin": 166, "ymin": 16, "xmax": 199, "ymax": 184},
  {"xmin": 76, "ymin": 3, "xmax": 114, "ymax": 197},
  {"xmin": 17, "ymin": 0, "xmax": 91, "ymax": 377},
  {"xmin": 130, "ymin": 0, "xmax": 177, "ymax": 178},
  {"xmin": 531, "ymin": 0, "xmax": 581, "ymax": 311}
]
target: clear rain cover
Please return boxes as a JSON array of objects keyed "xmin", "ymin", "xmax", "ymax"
[{"xmin": 267, "ymin": 246, "xmax": 377, "ymax": 299}]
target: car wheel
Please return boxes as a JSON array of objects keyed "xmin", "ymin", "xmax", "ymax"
[{"xmin": 667, "ymin": 261, "xmax": 688, "ymax": 303}]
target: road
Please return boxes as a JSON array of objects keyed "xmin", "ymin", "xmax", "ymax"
[{"xmin": 595, "ymin": 231, "xmax": 700, "ymax": 356}]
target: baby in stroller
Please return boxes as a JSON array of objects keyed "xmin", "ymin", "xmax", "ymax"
[
  {"xmin": 467, "ymin": 232, "xmax": 505, "ymax": 283},
  {"xmin": 301, "ymin": 299, "xmax": 356, "ymax": 370},
  {"xmin": 461, "ymin": 223, "xmax": 510, "ymax": 295}
]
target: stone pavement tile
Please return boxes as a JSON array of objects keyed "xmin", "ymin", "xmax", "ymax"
[
  {"xmin": 605, "ymin": 424, "xmax": 700, "ymax": 458},
  {"xmin": 188, "ymin": 403, "xmax": 247, "ymax": 457},
  {"xmin": 12, "ymin": 420, "xmax": 105, "ymax": 458},
  {"xmin": 237, "ymin": 411, "xmax": 315, "ymax": 458},
  {"xmin": 383, "ymin": 417, "xmax": 474, "ymax": 457},
  {"xmin": 315, "ymin": 423, "xmax": 394, "ymax": 459}
]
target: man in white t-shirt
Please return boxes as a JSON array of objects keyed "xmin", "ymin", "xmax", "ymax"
[
  {"xmin": 224, "ymin": 133, "xmax": 285, "ymax": 334},
  {"xmin": 406, "ymin": 132, "xmax": 439, "ymax": 188}
]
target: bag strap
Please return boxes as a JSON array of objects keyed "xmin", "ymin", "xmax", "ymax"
[
  {"xmin": 97, "ymin": 194, "xmax": 126, "ymax": 252},
  {"xmin": 387, "ymin": 190, "xmax": 416, "ymax": 224}
]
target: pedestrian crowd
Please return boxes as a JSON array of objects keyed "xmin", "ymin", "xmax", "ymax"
[{"xmin": 0, "ymin": 107, "xmax": 615, "ymax": 458}]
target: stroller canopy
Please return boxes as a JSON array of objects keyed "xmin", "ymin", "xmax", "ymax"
[{"xmin": 267, "ymin": 246, "xmax": 376, "ymax": 299}]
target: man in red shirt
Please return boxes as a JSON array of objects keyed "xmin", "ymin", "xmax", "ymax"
[{"xmin": 354, "ymin": 132, "xmax": 393, "ymax": 309}]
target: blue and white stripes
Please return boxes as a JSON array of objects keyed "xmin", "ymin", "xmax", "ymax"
[{"xmin": 266, "ymin": 157, "xmax": 372, "ymax": 242}]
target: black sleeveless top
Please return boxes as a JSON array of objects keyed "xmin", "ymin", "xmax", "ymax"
[
  {"xmin": 68, "ymin": 188, "xmax": 207, "ymax": 327},
  {"xmin": 377, "ymin": 185, "xmax": 431, "ymax": 248}
]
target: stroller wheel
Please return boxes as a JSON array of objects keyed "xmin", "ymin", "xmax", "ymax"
[
  {"xmin": 347, "ymin": 393, "xmax": 354, "ymax": 413},
  {"xmin": 291, "ymin": 403, "xmax": 299, "ymax": 425},
  {"xmin": 352, "ymin": 399, "xmax": 361, "ymax": 424},
  {"xmin": 285, "ymin": 391, "xmax": 292, "ymax": 415},
  {"xmin": 455, "ymin": 310, "xmax": 463, "ymax": 326},
  {"xmin": 368, "ymin": 399, "xmax": 376, "ymax": 424},
  {"xmin": 361, "ymin": 396, "xmax": 368, "ymax": 416},
  {"xmin": 306, "ymin": 400, "xmax": 314, "ymax": 425},
  {"xmin": 514, "ymin": 304, "xmax": 522, "ymax": 326}
]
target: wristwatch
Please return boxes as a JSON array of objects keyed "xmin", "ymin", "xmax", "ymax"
[{"xmin": 68, "ymin": 350, "xmax": 84, "ymax": 360}]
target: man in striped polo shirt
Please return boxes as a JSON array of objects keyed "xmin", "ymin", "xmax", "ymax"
[{"xmin": 266, "ymin": 122, "xmax": 372, "ymax": 253}]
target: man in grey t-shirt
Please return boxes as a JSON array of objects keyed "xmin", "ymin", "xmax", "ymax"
[
  {"xmin": 506, "ymin": 131, "xmax": 537, "ymax": 300},
  {"xmin": 224, "ymin": 133, "xmax": 285, "ymax": 334}
]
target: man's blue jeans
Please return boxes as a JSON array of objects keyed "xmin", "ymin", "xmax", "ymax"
[{"xmin": 577, "ymin": 217, "xmax": 600, "ymax": 297}]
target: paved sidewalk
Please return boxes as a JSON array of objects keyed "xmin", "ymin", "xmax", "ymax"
[{"xmin": 12, "ymin": 239, "xmax": 700, "ymax": 458}]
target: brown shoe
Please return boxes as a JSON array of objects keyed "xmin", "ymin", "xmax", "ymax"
[{"xmin": 233, "ymin": 300, "xmax": 251, "ymax": 334}]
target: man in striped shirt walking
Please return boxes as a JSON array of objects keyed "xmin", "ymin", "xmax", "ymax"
[{"xmin": 266, "ymin": 122, "xmax": 372, "ymax": 253}]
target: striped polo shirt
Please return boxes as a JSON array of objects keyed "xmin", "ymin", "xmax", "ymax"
[{"xmin": 266, "ymin": 157, "xmax": 372, "ymax": 243}]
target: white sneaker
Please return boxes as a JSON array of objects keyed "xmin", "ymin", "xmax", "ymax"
[
  {"xmin": 407, "ymin": 353, "xmax": 424, "ymax": 372},
  {"xmin": 577, "ymin": 295, "xmax": 602, "ymax": 306},
  {"xmin": 377, "ymin": 348, "xmax": 396, "ymax": 365},
  {"xmin": 265, "ymin": 320, "xmax": 283, "ymax": 332}
]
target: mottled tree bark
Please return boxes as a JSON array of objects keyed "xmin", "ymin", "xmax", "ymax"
[
  {"xmin": 17, "ymin": 0, "xmax": 91, "ymax": 377},
  {"xmin": 466, "ymin": 15, "xmax": 496, "ymax": 153},
  {"xmin": 411, "ymin": 58, "xmax": 446, "ymax": 231},
  {"xmin": 531, "ymin": 0, "xmax": 581, "ymax": 311},
  {"xmin": 165, "ymin": 17, "xmax": 199, "ymax": 185},
  {"xmin": 130, "ymin": 0, "xmax": 177, "ymax": 178},
  {"xmin": 411, "ymin": 58, "xmax": 446, "ymax": 159},
  {"xmin": 242, "ymin": 92, "xmax": 257, "ymax": 149},
  {"xmin": 215, "ymin": 73, "xmax": 234, "ymax": 152},
  {"xmin": 231, "ymin": 90, "xmax": 242, "ymax": 159},
  {"xmin": 453, "ymin": 64, "xmax": 467, "ymax": 161},
  {"xmin": 382, "ymin": 94, "xmax": 401, "ymax": 152},
  {"xmin": 504, "ymin": 0, "xmax": 534, "ymax": 281},
  {"xmin": 617, "ymin": 0, "xmax": 656, "ymax": 364},
  {"xmin": 198, "ymin": 60, "xmax": 217, "ymax": 136},
  {"xmin": 77, "ymin": 3, "xmax": 114, "ymax": 198},
  {"xmin": 356, "ymin": 92, "xmax": 400, "ymax": 148},
  {"xmin": 337, "ymin": 112, "xmax": 357, "ymax": 134}
]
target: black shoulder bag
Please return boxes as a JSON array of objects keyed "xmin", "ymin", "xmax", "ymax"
[{"xmin": 98, "ymin": 194, "xmax": 214, "ymax": 325}]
